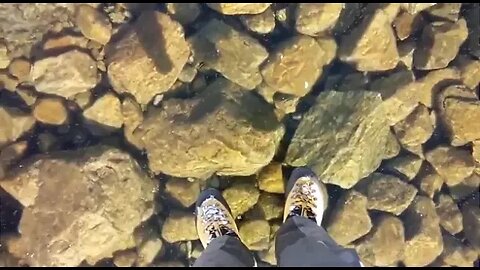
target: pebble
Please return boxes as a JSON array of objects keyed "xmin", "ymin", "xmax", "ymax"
[
  {"xmin": 8, "ymin": 58, "xmax": 31, "ymax": 82},
  {"xmin": 165, "ymin": 3, "xmax": 201, "ymax": 25},
  {"xmin": 33, "ymin": 97, "xmax": 69, "ymax": 125},
  {"xmin": 75, "ymin": 4, "xmax": 112, "ymax": 45}
]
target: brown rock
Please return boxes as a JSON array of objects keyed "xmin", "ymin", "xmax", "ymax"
[
  {"xmin": 0, "ymin": 71, "xmax": 19, "ymax": 92},
  {"xmin": 83, "ymin": 92, "xmax": 123, "ymax": 130},
  {"xmin": 135, "ymin": 226, "xmax": 165, "ymax": 267},
  {"xmin": 42, "ymin": 34, "xmax": 89, "ymax": 51},
  {"xmin": 398, "ymin": 40, "xmax": 415, "ymax": 69},
  {"xmin": 121, "ymin": 96, "xmax": 144, "ymax": 149},
  {"xmin": 113, "ymin": 249, "xmax": 137, "ymax": 267},
  {"xmin": 414, "ymin": 167, "xmax": 444, "ymax": 199},
  {"xmin": 441, "ymin": 233, "xmax": 477, "ymax": 267},
  {"xmin": 403, "ymin": 144, "xmax": 425, "ymax": 159},
  {"xmin": 384, "ymin": 130, "xmax": 402, "ymax": 159},
  {"xmin": 257, "ymin": 162, "xmax": 284, "ymax": 194},
  {"xmin": 106, "ymin": 11, "xmax": 189, "ymax": 104},
  {"xmin": 31, "ymin": 50, "xmax": 98, "ymax": 99},
  {"xmin": 338, "ymin": 9, "xmax": 399, "ymax": 71},
  {"xmin": 362, "ymin": 173, "xmax": 418, "ymax": 215},
  {"xmin": 256, "ymin": 81, "xmax": 276, "ymax": 104},
  {"xmin": 0, "ymin": 141, "xmax": 28, "ymax": 179},
  {"xmin": 33, "ymin": 97, "xmax": 68, "ymax": 125},
  {"xmin": 255, "ymin": 192, "xmax": 283, "ymax": 221},
  {"xmin": 369, "ymin": 69, "xmax": 415, "ymax": 124},
  {"xmin": 294, "ymin": 3, "xmax": 343, "ymax": 36},
  {"xmin": 0, "ymin": 4, "xmax": 77, "ymax": 58},
  {"xmin": 274, "ymin": 5, "xmax": 293, "ymax": 30},
  {"xmin": 134, "ymin": 78, "xmax": 284, "ymax": 179},
  {"xmin": 436, "ymin": 84, "xmax": 478, "ymax": 112},
  {"xmin": 240, "ymin": 7, "xmax": 275, "ymax": 34},
  {"xmin": 414, "ymin": 19, "xmax": 468, "ymax": 70},
  {"xmin": 426, "ymin": 3, "xmax": 462, "ymax": 22},
  {"xmin": 441, "ymin": 96, "xmax": 480, "ymax": 146},
  {"xmin": 190, "ymin": 242, "xmax": 204, "ymax": 259},
  {"xmin": 133, "ymin": 224, "xmax": 156, "ymax": 247},
  {"xmin": 403, "ymin": 196, "xmax": 443, "ymax": 267},
  {"xmin": 161, "ymin": 211, "xmax": 198, "ymax": 243},
  {"xmin": 393, "ymin": 11, "xmax": 424, "ymax": 40},
  {"xmin": 316, "ymin": 36, "xmax": 338, "ymax": 65},
  {"xmin": 136, "ymin": 236, "xmax": 163, "ymax": 267},
  {"xmin": 448, "ymin": 172, "xmax": 480, "ymax": 202},
  {"xmin": 0, "ymin": 147, "xmax": 156, "ymax": 266},
  {"xmin": 0, "ymin": 41, "xmax": 9, "ymax": 69},
  {"xmin": 270, "ymin": 221, "xmax": 281, "ymax": 239},
  {"xmin": 272, "ymin": 93, "xmax": 300, "ymax": 117},
  {"xmin": 178, "ymin": 64, "xmax": 197, "ymax": 83},
  {"xmin": 190, "ymin": 19, "xmax": 268, "ymax": 90},
  {"xmin": 425, "ymin": 145, "xmax": 475, "ymax": 186},
  {"xmin": 15, "ymin": 85, "xmax": 37, "ymax": 106},
  {"xmin": 8, "ymin": 58, "xmax": 31, "ymax": 82},
  {"xmin": 462, "ymin": 204, "xmax": 480, "ymax": 254},
  {"xmin": 257, "ymin": 240, "xmax": 276, "ymax": 266},
  {"xmin": 416, "ymin": 68, "xmax": 462, "ymax": 108},
  {"xmin": 239, "ymin": 219, "xmax": 270, "ymax": 251},
  {"xmin": 455, "ymin": 57, "xmax": 480, "ymax": 90},
  {"xmin": 436, "ymin": 194, "xmax": 463, "ymax": 235},
  {"xmin": 474, "ymin": 140, "xmax": 480, "ymax": 166},
  {"xmin": 373, "ymin": 68, "xmax": 461, "ymax": 125},
  {"xmin": 0, "ymin": 106, "xmax": 35, "ymax": 148},
  {"xmin": 377, "ymin": 3, "xmax": 401, "ymax": 23},
  {"xmin": 393, "ymin": 104, "xmax": 434, "ymax": 147},
  {"xmin": 383, "ymin": 153, "xmax": 424, "ymax": 181},
  {"xmin": 257, "ymin": 221, "xmax": 280, "ymax": 265},
  {"xmin": 165, "ymin": 178, "xmax": 200, "ymax": 208},
  {"xmin": 355, "ymin": 215, "xmax": 405, "ymax": 267},
  {"xmin": 88, "ymin": 39, "xmax": 106, "ymax": 62},
  {"xmin": 75, "ymin": 4, "xmax": 112, "ymax": 45},
  {"xmin": 223, "ymin": 181, "xmax": 260, "ymax": 218},
  {"xmin": 73, "ymin": 91, "xmax": 92, "ymax": 109},
  {"xmin": 401, "ymin": 3, "xmax": 436, "ymax": 14},
  {"xmin": 326, "ymin": 190, "xmax": 372, "ymax": 246},
  {"xmin": 261, "ymin": 35, "xmax": 327, "ymax": 97},
  {"xmin": 0, "ymin": 249, "xmax": 19, "ymax": 267},
  {"xmin": 206, "ymin": 3, "xmax": 271, "ymax": 15},
  {"xmin": 165, "ymin": 3, "xmax": 201, "ymax": 25},
  {"xmin": 104, "ymin": 3, "xmax": 131, "ymax": 24}
]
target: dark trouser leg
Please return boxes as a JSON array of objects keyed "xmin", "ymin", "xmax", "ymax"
[
  {"xmin": 275, "ymin": 216, "xmax": 362, "ymax": 267},
  {"xmin": 193, "ymin": 235, "xmax": 255, "ymax": 267}
]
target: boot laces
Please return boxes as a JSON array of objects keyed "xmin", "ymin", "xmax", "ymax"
[
  {"xmin": 289, "ymin": 181, "xmax": 318, "ymax": 221},
  {"xmin": 200, "ymin": 199, "xmax": 235, "ymax": 242}
]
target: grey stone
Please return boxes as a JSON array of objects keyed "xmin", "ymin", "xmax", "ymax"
[{"xmin": 286, "ymin": 90, "xmax": 390, "ymax": 188}]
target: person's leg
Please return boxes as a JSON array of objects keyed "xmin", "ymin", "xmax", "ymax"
[
  {"xmin": 193, "ymin": 235, "xmax": 255, "ymax": 267},
  {"xmin": 277, "ymin": 167, "xmax": 362, "ymax": 267},
  {"xmin": 275, "ymin": 216, "xmax": 362, "ymax": 267}
]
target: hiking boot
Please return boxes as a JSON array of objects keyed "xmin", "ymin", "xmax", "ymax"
[
  {"xmin": 283, "ymin": 167, "xmax": 329, "ymax": 226},
  {"xmin": 195, "ymin": 188, "xmax": 240, "ymax": 248}
]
